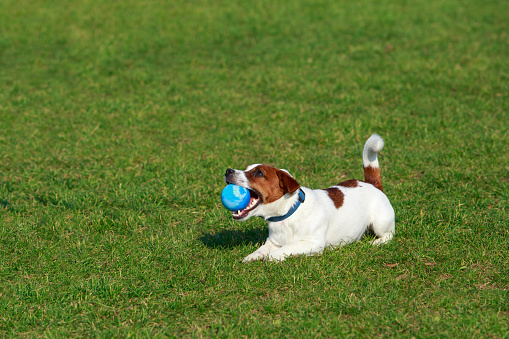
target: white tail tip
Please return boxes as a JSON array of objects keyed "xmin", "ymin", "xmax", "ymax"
[{"xmin": 363, "ymin": 134, "xmax": 384, "ymax": 167}]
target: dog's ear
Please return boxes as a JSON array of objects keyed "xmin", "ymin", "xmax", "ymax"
[
  {"xmin": 277, "ymin": 169, "xmax": 300, "ymax": 194},
  {"xmin": 279, "ymin": 169, "xmax": 293, "ymax": 177}
]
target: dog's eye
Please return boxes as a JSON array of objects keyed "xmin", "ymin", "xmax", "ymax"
[{"xmin": 254, "ymin": 170, "xmax": 264, "ymax": 178}]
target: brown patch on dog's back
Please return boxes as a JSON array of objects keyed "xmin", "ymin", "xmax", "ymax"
[
  {"xmin": 245, "ymin": 165, "xmax": 300, "ymax": 203},
  {"xmin": 338, "ymin": 179, "xmax": 359, "ymax": 188},
  {"xmin": 326, "ymin": 187, "xmax": 344, "ymax": 208}
]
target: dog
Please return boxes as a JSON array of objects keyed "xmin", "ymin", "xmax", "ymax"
[{"xmin": 224, "ymin": 134, "xmax": 395, "ymax": 262}]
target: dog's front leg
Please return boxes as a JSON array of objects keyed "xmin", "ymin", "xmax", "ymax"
[
  {"xmin": 242, "ymin": 239, "xmax": 278, "ymax": 263},
  {"xmin": 267, "ymin": 240, "xmax": 325, "ymax": 261}
]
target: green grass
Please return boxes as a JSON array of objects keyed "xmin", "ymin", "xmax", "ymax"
[{"xmin": 1, "ymin": 0, "xmax": 508, "ymax": 337}]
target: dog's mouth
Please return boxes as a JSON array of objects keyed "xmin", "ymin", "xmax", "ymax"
[{"xmin": 232, "ymin": 189, "xmax": 261, "ymax": 220}]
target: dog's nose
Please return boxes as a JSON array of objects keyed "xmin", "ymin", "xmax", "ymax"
[{"xmin": 225, "ymin": 168, "xmax": 235, "ymax": 176}]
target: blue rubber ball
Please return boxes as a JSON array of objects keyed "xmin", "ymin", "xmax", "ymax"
[{"xmin": 221, "ymin": 184, "xmax": 251, "ymax": 211}]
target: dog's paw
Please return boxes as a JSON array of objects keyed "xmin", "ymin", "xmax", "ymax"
[
  {"xmin": 372, "ymin": 233, "xmax": 394, "ymax": 246},
  {"xmin": 267, "ymin": 254, "xmax": 286, "ymax": 262},
  {"xmin": 242, "ymin": 252, "xmax": 266, "ymax": 263}
]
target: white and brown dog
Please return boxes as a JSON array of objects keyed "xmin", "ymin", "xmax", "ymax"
[{"xmin": 224, "ymin": 134, "xmax": 395, "ymax": 262}]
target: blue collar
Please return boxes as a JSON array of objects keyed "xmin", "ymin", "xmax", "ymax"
[{"xmin": 266, "ymin": 189, "xmax": 306, "ymax": 222}]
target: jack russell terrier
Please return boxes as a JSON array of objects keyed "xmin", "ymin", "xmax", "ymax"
[{"xmin": 224, "ymin": 134, "xmax": 395, "ymax": 262}]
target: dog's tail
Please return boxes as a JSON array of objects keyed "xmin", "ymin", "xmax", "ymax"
[{"xmin": 362, "ymin": 134, "xmax": 385, "ymax": 191}]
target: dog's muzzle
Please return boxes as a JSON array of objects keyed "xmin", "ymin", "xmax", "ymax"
[{"xmin": 225, "ymin": 168, "xmax": 235, "ymax": 184}]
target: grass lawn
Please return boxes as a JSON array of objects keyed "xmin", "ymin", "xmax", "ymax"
[{"xmin": 1, "ymin": 0, "xmax": 508, "ymax": 337}]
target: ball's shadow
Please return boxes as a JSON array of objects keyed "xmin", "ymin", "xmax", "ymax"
[{"xmin": 200, "ymin": 227, "xmax": 268, "ymax": 249}]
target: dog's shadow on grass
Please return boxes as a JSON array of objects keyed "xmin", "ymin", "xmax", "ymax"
[{"xmin": 200, "ymin": 227, "xmax": 268, "ymax": 249}]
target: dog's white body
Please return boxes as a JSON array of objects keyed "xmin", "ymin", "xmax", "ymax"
[{"xmin": 224, "ymin": 134, "xmax": 395, "ymax": 262}]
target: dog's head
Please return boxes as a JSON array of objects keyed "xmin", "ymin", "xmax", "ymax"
[{"xmin": 224, "ymin": 164, "xmax": 300, "ymax": 221}]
